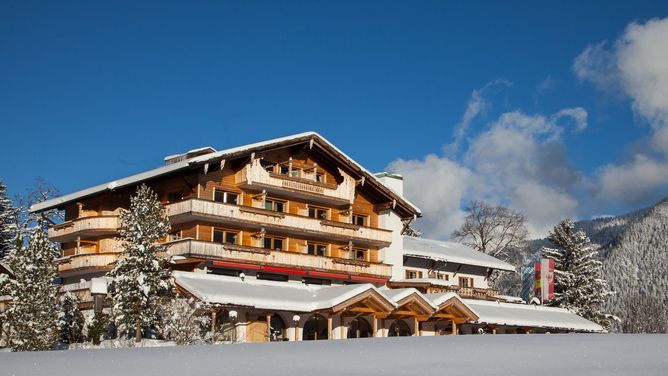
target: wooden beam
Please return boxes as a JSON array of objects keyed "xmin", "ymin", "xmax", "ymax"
[
  {"xmin": 339, "ymin": 315, "xmax": 344, "ymax": 339},
  {"xmin": 266, "ymin": 314, "xmax": 272, "ymax": 342},
  {"xmin": 372, "ymin": 316, "xmax": 377, "ymax": 338},
  {"xmin": 327, "ymin": 314, "xmax": 333, "ymax": 340},
  {"xmin": 348, "ymin": 307, "xmax": 376, "ymax": 314},
  {"xmin": 414, "ymin": 317, "xmax": 419, "ymax": 337},
  {"xmin": 211, "ymin": 309, "xmax": 217, "ymax": 335},
  {"xmin": 452, "ymin": 320, "xmax": 457, "ymax": 336}
]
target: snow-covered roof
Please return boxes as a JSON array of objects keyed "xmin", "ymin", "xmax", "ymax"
[
  {"xmin": 380, "ymin": 288, "xmax": 439, "ymax": 310},
  {"xmin": 174, "ymin": 271, "xmax": 396, "ymax": 312},
  {"xmin": 402, "ymin": 236, "xmax": 516, "ymax": 272},
  {"xmin": 462, "ymin": 299, "xmax": 605, "ymax": 333},
  {"xmin": 30, "ymin": 132, "xmax": 421, "ymax": 217},
  {"xmin": 390, "ymin": 278, "xmax": 453, "ymax": 288},
  {"xmin": 425, "ymin": 292, "xmax": 465, "ymax": 307}
]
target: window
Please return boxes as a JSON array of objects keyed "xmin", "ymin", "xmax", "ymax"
[
  {"xmin": 167, "ymin": 191, "xmax": 183, "ymax": 203},
  {"xmin": 302, "ymin": 277, "xmax": 331, "ymax": 285},
  {"xmin": 405, "ymin": 270, "xmax": 423, "ymax": 279},
  {"xmin": 213, "ymin": 189, "xmax": 239, "ymax": 205},
  {"xmin": 315, "ymin": 172, "xmax": 325, "ymax": 183},
  {"xmin": 263, "ymin": 236, "xmax": 284, "ymax": 250},
  {"xmin": 307, "ymin": 242, "xmax": 328, "ymax": 257},
  {"xmin": 279, "ymin": 165, "xmax": 290, "ymax": 175},
  {"xmin": 307, "ymin": 206, "xmax": 328, "ymax": 220},
  {"xmin": 459, "ymin": 277, "xmax": 474, "ymax": 288},
  {"xmin": 352, "ymin": 214, "xmax": 367, "ymax": 226},
  {"xmin": 436, "ymin": 272, "xmax": 449, "ymax": 281},
  {"xmin": 264, "ymin": 198, "xmax": 285, "ymax": 212},
  {"xmin": 210, "ymin": 268, "xmax": 241, "ymax": 277},
  {"xmin": 213, "ymin": 229, "xmax": 238, "ymax": 245},
  {"xmin": 290, "ymin": 168, "xmax": 300, "ymax": 178},
  {"xmin": 352, "ymin": 248, "xmax": 367, "ymax": 261},
  {"xmin": 257, "ymin": 273, "xmax": 289, "ymax": 282},
  {"xmin": 167, "ymin": 230, "xmax": 182, "ymax": 242}
]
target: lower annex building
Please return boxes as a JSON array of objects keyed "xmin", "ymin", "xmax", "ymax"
[{"xmin": 24, "ymin": 132, "xmax": 602, "ymax": 341}]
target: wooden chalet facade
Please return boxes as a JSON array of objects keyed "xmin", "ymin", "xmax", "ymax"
[{"xmin": 25, "ymin": 132, "xmax": 604, "ymax": 343}]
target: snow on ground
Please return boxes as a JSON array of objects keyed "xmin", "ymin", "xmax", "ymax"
[{"xmin": 2, "ymin": 334, "xmax": 667, "ymax": 376}]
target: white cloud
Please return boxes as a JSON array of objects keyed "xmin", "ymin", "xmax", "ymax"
[
  {"xmin": 575, "ymin": 17, "xmax": 668, "ymax": 205},
  {"xmin": 388, "ymin": 84, "xmax": 585, "ymax": 238}
]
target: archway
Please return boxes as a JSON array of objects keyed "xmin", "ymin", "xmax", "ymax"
[
  {"xmin": 269, "ymin": 315, "xmax": 286, "ymax": 342},
  {"xmin": 347, "ymin": 317, "xmax": 372, "ymax": 339},
  {"xmin": 303, "ymin": 314, "xmax": 328, "ymax": 340},
  {"xmin": 388, "ymin": 319, "xmax": 412, "ymax": 337}
]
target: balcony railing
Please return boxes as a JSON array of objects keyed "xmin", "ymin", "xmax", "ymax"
[
  {"xmin": 58, "ymin": 253, "xmax": 117, "ymax": 274},
  {"xmin": 165, "ymin": 239, "xmax": 392, "ymax": 279},
  {"xmin": 166, "ymin": 199, "xmax": 393, "ymax": 246},
  {"xmin": 234, "ymin": 159, "xmax": 356, "ymax": 204},
  {"xmin": 49, "ymin": 216, "xmax": 121, "ymax": 242},
  {"xmin": 449, "ymin": 286, "xmax": 499, "ymax": 299}
]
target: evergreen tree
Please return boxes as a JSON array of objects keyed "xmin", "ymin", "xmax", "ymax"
[
  {"xmin": 3, "ymin": 227, "xmax": 59, "ymax": 351},
  {"xmin": 0, "ymin": 179, "xmax": 18, "ymax": 260},
  {"xmin": 108, "ymin": 184, "xmax": 171, "ymax": 342},
  {"xmin": 58, "ymin": 292, "xmax": 85, "ymax": 345},
  {"xmin": 542, "ymin": 219, "xmax": 614, "ymax": 329}
]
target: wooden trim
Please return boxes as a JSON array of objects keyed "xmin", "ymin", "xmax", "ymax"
[{"xmin": 238, "ymin": 206, "xmax": 286, "ymax": 218}]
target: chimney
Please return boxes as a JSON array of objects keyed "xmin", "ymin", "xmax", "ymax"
[{"xmin": 374, "ymin": 172, "xmax": 403, "ymax": 197}]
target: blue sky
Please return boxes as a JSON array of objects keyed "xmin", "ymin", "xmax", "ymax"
[{"xmin": 2, "ymin": 1, "xmax": 668, "ymax": 237}]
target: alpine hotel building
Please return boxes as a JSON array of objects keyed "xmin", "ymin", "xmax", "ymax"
[{"xmin": 26, "ymin": 132, "xmax": 603, "ymax": 342}]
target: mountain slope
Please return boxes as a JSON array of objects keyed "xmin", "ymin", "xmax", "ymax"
[{"xmin": 534, "ymin": 199, "xmax": 668, "ymax": 332}]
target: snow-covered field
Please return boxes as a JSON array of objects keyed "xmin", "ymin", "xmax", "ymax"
[{"xmin": 2, "ymin": 334, "xmax": 667, "ymax": 376}]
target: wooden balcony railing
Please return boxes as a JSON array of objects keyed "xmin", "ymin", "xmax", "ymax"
[
  {"xmin": 58, "ymin": 253, "xmax": 117, "ymax": 274},
  {"xmin": 49, "ymin": 216, "xmax": 121, "ymax": 242},
  {"xmin": 166, "ymin": 199, "xmax": 393, "ymax": 246},
  {"xmin": 234, "ymin": 159, "xmax": 356, "ymax": 204},
  {"xmin": 164, "ymin": 239, "xmax": 392, "ymax": 279}
]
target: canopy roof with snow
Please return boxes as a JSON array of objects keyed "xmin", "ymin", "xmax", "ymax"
[
  {"xmin": 461, "ymin": 298, "xmax": 605, "ymax": 332},
  {"xmin": 402, "ymin": 236, "xmax": 516, "ymax": 272},
  {"xmin": 174, "ymin": 271, "xmax": 602, "ymax": 332},
  {"xmin": 30, "ymin": 132, "xmax": 421, "ymax": 219}
]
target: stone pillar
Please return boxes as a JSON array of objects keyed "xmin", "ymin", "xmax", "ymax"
[{"xmin": 266, "ymin": 314, "xmax": 272, "ymax": 342}]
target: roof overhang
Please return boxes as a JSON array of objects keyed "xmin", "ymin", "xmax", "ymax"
[{"xmin": 30, "ymin": 132, "xmax": 421, "ymax": 219}]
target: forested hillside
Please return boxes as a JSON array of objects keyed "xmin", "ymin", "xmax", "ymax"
[{"xmin": 533, "ymin": 199, "xmax": 668, "ymax": 332}]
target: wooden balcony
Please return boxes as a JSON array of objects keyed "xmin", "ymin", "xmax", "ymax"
[
  {"xmin": 165, "ymin": 239, "xmax": 392, "ymax": 279},
  {"xmin": 166, "ymin": 199, "xmax": 393, "ymax": 247},
  {"xmin": 58, "ymin": 253, "xmax": 117, "ymax": 276},
  {"xmin": 234, "ymin": 159, "xmax": 356, "ymax": 206},
  {"xmin": 49, "ymin": 216, "xmax": 121, "ymax": 242}
]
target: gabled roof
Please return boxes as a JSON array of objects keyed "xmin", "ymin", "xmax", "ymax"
[
  {"xmin": 402, "ymin": 236, "xmax": 516, "ymax": 272},
  {"xmin": 173, "ymin": 271, "xmax": 396, "ymax": 313},
  {"xmin": 30, "ymin": 132, "xmax": 421, "ymax": 218}
]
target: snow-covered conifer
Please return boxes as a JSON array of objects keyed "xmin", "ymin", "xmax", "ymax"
[
  {"xmin": 108, "ymin": 184, "xmax": 171, "ymax": 342},
  {"xmin": 159, "ymin": 297, "xmax": 210, "ymax": 345},
  {"xmin": 3, "ymin": 227, "xmax": 59, "ymax": 351},
  {"xmin": 0, "ymin": 179, "xmax": 18, "ymax": 260},
  {"xmin": 58, "ymin": 292, "xmax": 85, "ymax": 345},
  {"xmin": 542, "ymin": 219, "xmax": 614, "ymax": 329}
]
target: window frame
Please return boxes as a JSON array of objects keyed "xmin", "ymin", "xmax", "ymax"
[
  {"xmin": 307, "ymin": 205, "xmax": 329, "ymax": 220},
  {"xmin": 352, "ymin": 214, "xmax": 367, "ymax": 227},
  {"xmin": 263, "ymin": 236, "xmax": 285, "ymax": 251},
  {"xmin": 212, "ymin": 228, "xmax": 239, "ymax": 245},
  {"xmin": 213, "ymin": 189, "xmax": 239, "ymax": 205},
  {"xmin": 458, "ymin": 276, "xmax": 474, "ymax": 288},
  {"xmin": 264, "ymin": 198, "xmax": 286, "ymax": 212},
  {"xmin": 307, "ymin": 241, "xmax": 328, "ymax": 257}
]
